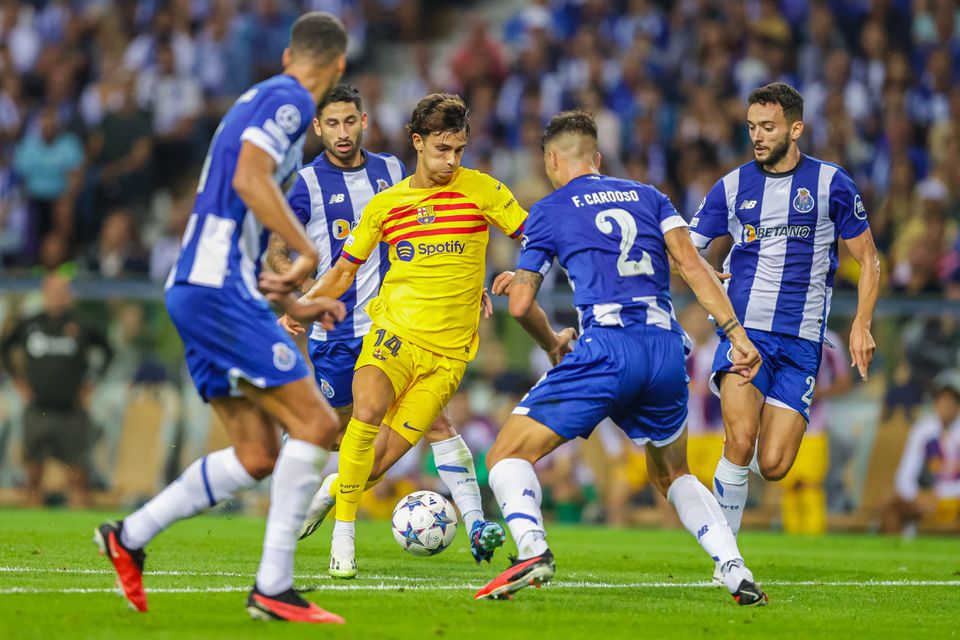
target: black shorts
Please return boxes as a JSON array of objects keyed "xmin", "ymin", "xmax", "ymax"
[{"xmin": 23, "ymin": 407, "xmax": 91, "ymax": 466}]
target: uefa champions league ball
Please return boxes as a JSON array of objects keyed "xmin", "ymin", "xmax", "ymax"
[{"xmin": 391, "ymin": 490, "xmax": 458, "ymax": 556}]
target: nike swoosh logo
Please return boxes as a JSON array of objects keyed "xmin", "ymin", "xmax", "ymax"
[
  {"xmin": 403, "ymin": 422, "xmax": 422, "ymax": 432},
  {"xmin": 341, "ymin": 488, "xmax": 358, "ymax": 494}
]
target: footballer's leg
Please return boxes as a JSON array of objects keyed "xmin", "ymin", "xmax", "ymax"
[
  {"xmin": 646, "ymin": 430, "xmax": 767, "ymax": 606},
  {"xmin": 96, "ymin": 397, "xmax": 277, "ymax": 612},
  {"xmin": 713, "ymin": 373, "xmax": 765, "ymax": 535},
  {"xmin": 474, "ymin": 416, "xmax": 566, "ymax": 601},
  {"xmin": 243, "ymin": 375, "xmax": 344, "ymax": 623},
  {"xmin": 424, "ymin": 407, "xmax": 505, "ymax": 563}
]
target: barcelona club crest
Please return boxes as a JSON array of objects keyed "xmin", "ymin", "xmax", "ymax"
[
  {"xmin": 793, "ymin": 187, "xmax": 814, "ymax": 213},
  {"xmin": 416, "ymin": 205, "xmax": 436, "ymax": 225},
  {"xmin": 372, "ymin": 347, "xmax": 387, "ymax": 361}
]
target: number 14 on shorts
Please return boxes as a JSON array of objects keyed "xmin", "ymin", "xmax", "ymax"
[{"xmin": 372, "ymin": 328, "xmax": 402, "ymax": 360}]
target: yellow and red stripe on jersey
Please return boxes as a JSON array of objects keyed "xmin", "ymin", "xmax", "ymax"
[{"xmin": 339, "ymin": 167, "xmax": 527, "ymax": 360}]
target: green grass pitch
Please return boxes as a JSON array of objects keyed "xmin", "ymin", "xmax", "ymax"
[{"xmin": 0, "ymin": 509, "xmax": 957, "ymax": 639}]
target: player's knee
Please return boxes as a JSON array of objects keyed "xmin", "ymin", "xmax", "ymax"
[
  {"xmin": 724, "ymin": 432, "xmax": 756, "ymax": 464},
  {"xmin": 236, "ymin": 447, "xmax": 277, "ymax": 480},
  {"xmin": 758, "ymin": 455, "xmax": 792, "ymax": 481}
]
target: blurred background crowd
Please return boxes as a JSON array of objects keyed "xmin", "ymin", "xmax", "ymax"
[{"xmin": 0, "ymin": 0, "xmax": 958, "ymax": 536}]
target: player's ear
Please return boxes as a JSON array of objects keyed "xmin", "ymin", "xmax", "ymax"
[
  {"xmin": 281, "ymin": 47, "xmax": 290, "ymax": 67},
  {"xmin": 412, "ymin": 133, "xmax": 423, "ymax": 153},
  {"xmin": 791, "ymin": 119, "xmax": 804, "ymax": 142},
  {"xmin": 594, "ymin": 150, "xmax": 602, "ymax": 171},
  {"xmin": 361, "ymin": 112, "xmax": 368, "ymax": 131},
  {"xmin": 312, "ymin": 116, "xmax": 322, "ymax": 135}
]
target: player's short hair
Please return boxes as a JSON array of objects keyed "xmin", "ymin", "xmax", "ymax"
[
  {"xmin": 289, "ymin": 12, "xmax": 347, "ymax": 63},
  {"xmin": 540, "ymin": 109, "xmax": 598, "ymax": 151},
  {"xmin": 406, "ymin": 93, "xmax": 470, "ymax": 140},
  {"xmin": 748, "ymin": 82, "xmax": 804, "ymax": 123},
  {"xmin": 318, "ymin": 84, "xmax": 362, "ymax": 115}
]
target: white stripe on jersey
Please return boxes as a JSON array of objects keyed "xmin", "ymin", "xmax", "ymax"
[
  {"xmin": 743, "ymin": 176, "xmax": 791, "ymax": 331},
  {"xmin": 301, "ymin": 169, "xmax": 333, "ymax": 341},
  {"xmin": 634, "ymin": 295, "xmax": 672, "ymax": 331},
  {"xmin": 187, "ymin": 214, "xmax": 235, "ymax": 287},
  {"xmin": 238, "ymin": 210, "xmax": 265, "ymax": 301},
  {"xmin": 799, "ymin": 163, "xmax": 839, "ymax": 342},
  {"xmin": 345, "ymin": 170, "xmax": 380, "ymax": 339},
  {"xmin": 385, "ymin": 155, "xmax": 404, "ymax": 184},
  {"xmin": 719, "ymin": 170, "xmax": 742, "ymax": 276},
  {"xmin": 239, "ymin": 127, "xmax": 284, "ymax": 164},
  {"xmin": 166, "ymin": 213, "xmax": 198, "ymax": 290},
  {"xmin": 592, "ymin": 302, "xmax": 624, "ymax": 326}
]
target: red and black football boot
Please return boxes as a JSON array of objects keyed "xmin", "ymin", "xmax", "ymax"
[
  {"xmin": 94, "ymin": 520, "xmax": 147, "ymax": 612},
  {"xmin": 474, "ymin": 549, "xmax": 555, "ymax": 601},
  {"xmin": 246, "ymin": 586, "xmax": 345, "ymax": 624}
]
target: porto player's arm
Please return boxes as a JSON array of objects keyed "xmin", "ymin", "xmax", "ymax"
[
  {"xmin": 844, "ymin": 229, "xmax": 880, "ymax": 381},
  {"xmin": 505, "ymin": 269, "xmax": 576, "ymax": 366},
  {"xmin": 664, "ymin": 226, "xmax": 761, "ymax": 383}
]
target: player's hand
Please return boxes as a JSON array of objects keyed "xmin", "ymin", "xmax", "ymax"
[
  {"xmin": 263, "ymin": 252, "xmax": 319, "ymax": 294},
  {"xmin": 715, "ymin": 271, "xmax": 731, "ymax": 281},
  {"xmin": 729, "ymin": 334, "xmax": 762, "ymax": 384},
  {"xmin": 492, "ymin": 271, "xmax": 515, "ymax": 296},
  {"xmin": 278, "ymin": 313, "xmax": 305, "ymax": 336},
  {"xmin": 547, "ymin": 327, "xmax": 577, "ymax": 365},
  {"xmin": 282, "ymin": 295, "xmax": 346, "ymax": 328},
  {"xmin": 481, "ymin": 288, "xmax": 494, "ymax": 319},
  {"xmin": 849, "ymin": 318, "xmax": 876, "ymax": 381}
]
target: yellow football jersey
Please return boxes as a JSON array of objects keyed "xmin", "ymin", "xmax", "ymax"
[{"xmin": 342, "ymin": 167, "xmax": 526, "ymax": 361}]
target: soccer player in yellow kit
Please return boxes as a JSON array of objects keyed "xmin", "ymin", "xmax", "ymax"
[{"xmin": 299, "ymin": 94, "xmax": 528, "ymax": 577}]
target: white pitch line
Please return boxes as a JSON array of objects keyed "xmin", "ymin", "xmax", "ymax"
[
  {"xmin": 0, "ymin": 566, "xmax": 432, "ymax": 581},
  {"xmin": 1, "ymin": 580, "xmax": 959, "ymax": 595}
]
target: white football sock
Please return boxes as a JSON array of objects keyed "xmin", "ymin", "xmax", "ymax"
[
  {"xmin": 713, "ymin": 456, "xmax": 750, "ymax": 535},
  {"xmin": 667, "ymin": 474, "xmax": 743, "ymax": 567},
  {"xmin": 749, "ymin": 449, "xmax": 761, "ymax": 476},
  {"xmin": 121, "ymin": 447, "xmax": 257, "ymax": 550},
  {"xmin": 331, "ymin": 519, "xmax": 356, "ymax": 556},
  {"xmin": 489, "ymin": 458, "xmax": 547, "ymax": 560},
  {"xmin": 255, "ymin": 439, "xmax": 328, "ymax": 595},
  {"xmin": 431, "ymin": 435, "xmax": 483, "ymax": 531}
]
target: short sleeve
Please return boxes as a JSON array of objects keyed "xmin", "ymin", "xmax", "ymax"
[
  {"xmin": 515, "ymin": 202, "xmax": 555, "ymax": 276},
  {"xmin": 830, "ymin": 168, "xmax": 869, "ymax": 240},
  {"xmin": 286, "ymin": 173, "xmax": 311, "ymax": 225},
  {"xmin": 341, "ymin": 199, "xmax": 383, "ymax": 265},
  {"xmin": 657, "ymin": 190, "xmax": 688, "ymax": 235},
  {"xmin": 481, "ymin": 175, "xmax": 527, "ymax": 239},
  {"xmin": 688, "ymin": 179, "xmax": 730, "ymax": 249},
  {"xmin": 239, "ymin": 86, "xmax": 311, "ymax": 165}
]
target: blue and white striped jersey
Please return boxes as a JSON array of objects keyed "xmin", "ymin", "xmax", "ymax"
[
  {"xmin": 689, "ymin": 155, "xmax": 869, "ymax": 343},
  {"xmin": 288, "ymin": 149, "xmax": 406, "ymax": 341},
  {"xmin": 516, "ymin": 174, "xmax": 688, "ymax": 339},
  {"xmin": 167, "ymin": 74, "xmax": 314, "ymax": 295}
]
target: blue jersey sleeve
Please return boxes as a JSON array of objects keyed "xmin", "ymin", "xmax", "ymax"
[
  {"xmin": 515, "ymin": 202, "xmax": 555, "ymax": 276},
  {"xmin": 688, "ymin": 179, "xmax": 729, "ymax": 249},
  {"xmin": 286, "ymin": 173, "xmax": 311, "ymax": 225},
  {"xmin": 238, "ymin": 86, "xmax": 312, "ymax": 166},
  {"xmin": 657, "ymin": 190, "xmax": 688, "ymax": 235},
  {"xmin": 829, "ymin": 168, "xmax": 869, "ymax": 240}
]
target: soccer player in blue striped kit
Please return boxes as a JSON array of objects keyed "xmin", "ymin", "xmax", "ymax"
[
  {"xmin": 689, "ymin": 83, "xmax": 880, "ymax": 574},
  {"xmin": 266, "ymin": 85, "xmax": 505, "ymax": 567},
  {"xmin": 477, "ymin": 111, "xmax": 768, "ymax": 606},
  {"xmin": 94, "ymin": 13, "xmax": 351, "ymax": 624}
]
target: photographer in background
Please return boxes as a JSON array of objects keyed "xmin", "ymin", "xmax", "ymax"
[{"xmin": 1, "ymin": 274, "xmax": 111, "ymax": 508}]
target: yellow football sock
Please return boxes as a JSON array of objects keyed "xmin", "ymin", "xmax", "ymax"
[
  {"xmin": 327, "ymin": 472, "xmax": 384, "ymax": 497},
  {"xmin": 334, "ymin": 418, "xmax": 381, "ymax": 522}
]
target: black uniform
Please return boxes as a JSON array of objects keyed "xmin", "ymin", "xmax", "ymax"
[{"xmin": 2, "ymin": 311, "xmax": 111, "ymax": 466}]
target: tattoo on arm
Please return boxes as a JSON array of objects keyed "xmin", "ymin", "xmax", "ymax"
[
  {"xmin": 514, "ymin": 269, "xmax": 544, "ymax": 294},
  {"xmin": 266, "ymin": 233, "xmax": 293, "ymax": 274},
  {"xmin": 719, "ymin": 319, "xmax": 740, "ymax": 335}
]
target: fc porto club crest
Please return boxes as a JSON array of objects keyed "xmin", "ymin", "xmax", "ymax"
[
  {"xmin": 320, "ymin": 378, "xmax": 335, "ymax": 399},
  {"xmin": 793, "ymin": 187, "xmax": 815, "ymax": 213},
  {"xmin": 272, "ymin": 342, "xmax": 297, "ymax": 372},
  {"xmin": 416, "ymin": 205, "xmax": 436, "ymax": 225},
  {"xmin": 377, "ymin": 178, "xmax": 390, "ymax": 192}
]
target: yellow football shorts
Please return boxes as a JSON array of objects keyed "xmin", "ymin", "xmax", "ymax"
[{"xmin": 355, "ymin": 323, "xmax": 466, "ymax": 445}]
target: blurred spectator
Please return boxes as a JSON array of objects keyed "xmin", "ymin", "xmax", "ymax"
[
  {"xmin": 86, "ymin": 209, "xmax": 149, "ymax": 278},
  {"xmin": 450, "ymin": 14, "xmax": 507, "ymax": 95},
  {"xmin": 135, "ymin": 40, "xmax": 202, "ymax": 189},
  {"xmin": 0, "ymin": 150, "xmax": 27, "ymax": 264},
  {"xmin": 884, "ymin": 370, "xmax": 960, "ymax": 535},
  {"xmin": 1, "ymin": 274, "xmax": 112, "ymax": 508},
  {"xmin": 149, "ymin": 194, "xmax": 190, "ymax": 282},
  {"xmin": 12, "ymin": 105, "xmax": 84, "ymax": 256}
]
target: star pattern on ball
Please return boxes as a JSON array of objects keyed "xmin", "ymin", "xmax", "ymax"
[{"xmin": 433, "ymin": 509, "xmax": 454, "ymax": 534}]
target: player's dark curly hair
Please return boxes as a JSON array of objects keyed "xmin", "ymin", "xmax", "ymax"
[
  {"xmin": 318, "ymin": 84, "xmax": 362, "ymax": 114},
  {"xmin": 406, "ymin": 93, "xmax": 470, "ymax": 140},
  {"xmin": 748, "ymin": 82, "xmax": 804, "ymax": 123},
  {"xmin": 289, "ymin": 12, "xmax": 347, "ymax": 63},
  {"xmin": 540, "ymin": 109, "xmax": 598, "ymax": 151}
]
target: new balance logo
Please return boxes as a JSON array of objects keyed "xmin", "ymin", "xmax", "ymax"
[
  {"xmin": 697, "ymin": 525, "xmax": 709, "ymax": 541},
  {"xmin": 522, "ymin": 489, "xmax": 536, "ymax": 499},
  {"xmin": 739, "ymin": 200, "xmax": 757, "ymax": 210},
  {"xmin": 329, "ymin": 193, "xmax": 345, "ymax": 204}
]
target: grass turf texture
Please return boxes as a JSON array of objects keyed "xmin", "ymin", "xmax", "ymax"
[{"xmin": 0, "ymin": 509, "xmax": 957, "ymax": 639}]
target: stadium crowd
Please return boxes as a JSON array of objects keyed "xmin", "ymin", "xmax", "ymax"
[{"xmin": 0, "ymin": 0, "xmax": 958, "ymax": 533}]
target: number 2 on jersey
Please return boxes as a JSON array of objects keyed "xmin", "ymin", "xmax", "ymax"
[{"xmin": 595, "ymin": 208, "xmax": 654, "ymax": 277}]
